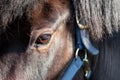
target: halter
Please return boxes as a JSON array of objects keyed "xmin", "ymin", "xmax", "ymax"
[{"xmin": 61, "ymin": 12, "xmax": 99, "ymax": 80}]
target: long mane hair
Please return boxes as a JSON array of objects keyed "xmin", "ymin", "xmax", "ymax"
[{"xmin": 73, "ymin": 0, "xmax": 120, "ymax": 39}]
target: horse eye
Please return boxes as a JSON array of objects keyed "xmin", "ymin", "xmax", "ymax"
[{"xmin": 35, "ymin": 34, "xmax": 51, "ymax": 46}]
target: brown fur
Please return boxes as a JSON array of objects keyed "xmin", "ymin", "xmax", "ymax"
[{"xmin": 0, "ymin": 0, "xmax": 75, "ymax": 80}]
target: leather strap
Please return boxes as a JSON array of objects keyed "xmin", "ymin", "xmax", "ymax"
[
  {"xmin": 61, "ymin": 26, "xmax": 99, "ymax": 80},
  {"xmin": 61, "ymin": 57, "xmax": 83, "ymax": 80},
  {"xmin": 80, "ymin": 30, "xmax": 99, "ymax": 55}
]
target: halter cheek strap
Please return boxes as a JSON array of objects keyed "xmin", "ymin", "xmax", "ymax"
[
  {"xmin": 61, "ymin": 56, "xmax": 83, "ymax": 80},
  {"xmin": 61, "ymin": 24, "xmax": 99, "ymax": 80}
]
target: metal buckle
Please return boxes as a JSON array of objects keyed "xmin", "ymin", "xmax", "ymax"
[
  {"xmin": 75, "ymin": 48, "xmax": 80, "ymax": 59},
  {"xmin": 83, "ymin": 50, "xmax": 91, "ymax": 79},
  {"xmin": 75, "ymin": 49, "xmax": 91, "ymax": 79}
]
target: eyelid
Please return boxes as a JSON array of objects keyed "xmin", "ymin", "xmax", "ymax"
[
  {"xmin": 31, "ymin": 31, "xmax": 57, "ymax": 53},
  {"xmin": 36, "ymin": 34, "xmax": 51, "ymax": 44},
  {"xmin": 29, "ymin": 29, "xmax": 53, "ymax": 46},
  {"xmin": 33, "ymin": 28, "xmax": 53, "ymax": 37},
  {"xmin": 34, "ymin": 32, "xmax": 53, "ymax": 48},
  {"xmin": 40, "ymin": 32, "xmax": 53, "ymax": 36}
]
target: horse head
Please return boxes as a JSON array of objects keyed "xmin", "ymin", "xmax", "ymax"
[
  {"xmin": 0, "ymin": 0, "xmax": 75, "ymax": 80},
  {"xmin": 0, "ymin": 0, "xmax": 120, "ymax": 80}
]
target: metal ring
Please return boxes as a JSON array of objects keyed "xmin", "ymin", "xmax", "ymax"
[
  {"xmin": 75, "ymin": 48, "xmax": 80, "ymax": 59},
  {"xmin": 75, "ymin": 10, "xmax": 89, "ymax": 29}
]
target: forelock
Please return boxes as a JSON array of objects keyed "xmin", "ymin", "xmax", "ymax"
[{"xmin": 0, "ymin": 0, "xmax": 44, "ymax": 27}]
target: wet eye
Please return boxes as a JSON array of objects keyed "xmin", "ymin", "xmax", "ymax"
[{"xmin": 35, "ymin": 34, "xmax": 51, "ymax": 46}]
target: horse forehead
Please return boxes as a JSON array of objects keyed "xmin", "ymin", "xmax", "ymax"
[{"xmin": 29, "ymin": 0, "xmax": 70, "ymax": 30}]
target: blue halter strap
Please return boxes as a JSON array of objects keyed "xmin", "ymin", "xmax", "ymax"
[{"xmin": 61, "ymin": 25, "xmax": 99, "ymax": 80}]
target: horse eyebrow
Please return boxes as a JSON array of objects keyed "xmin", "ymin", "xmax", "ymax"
[
  {"xmin": 32, "ymin": 11, "xmax": 69, "ymax": 30},
  {"xmin": 30, "ymin": 2, "xmax": 58, "ymax": 30}
]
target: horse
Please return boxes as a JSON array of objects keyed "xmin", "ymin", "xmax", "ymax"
[{"xmin": 0, "ymin": 0, "xmax": 120, "ymax": 80}]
